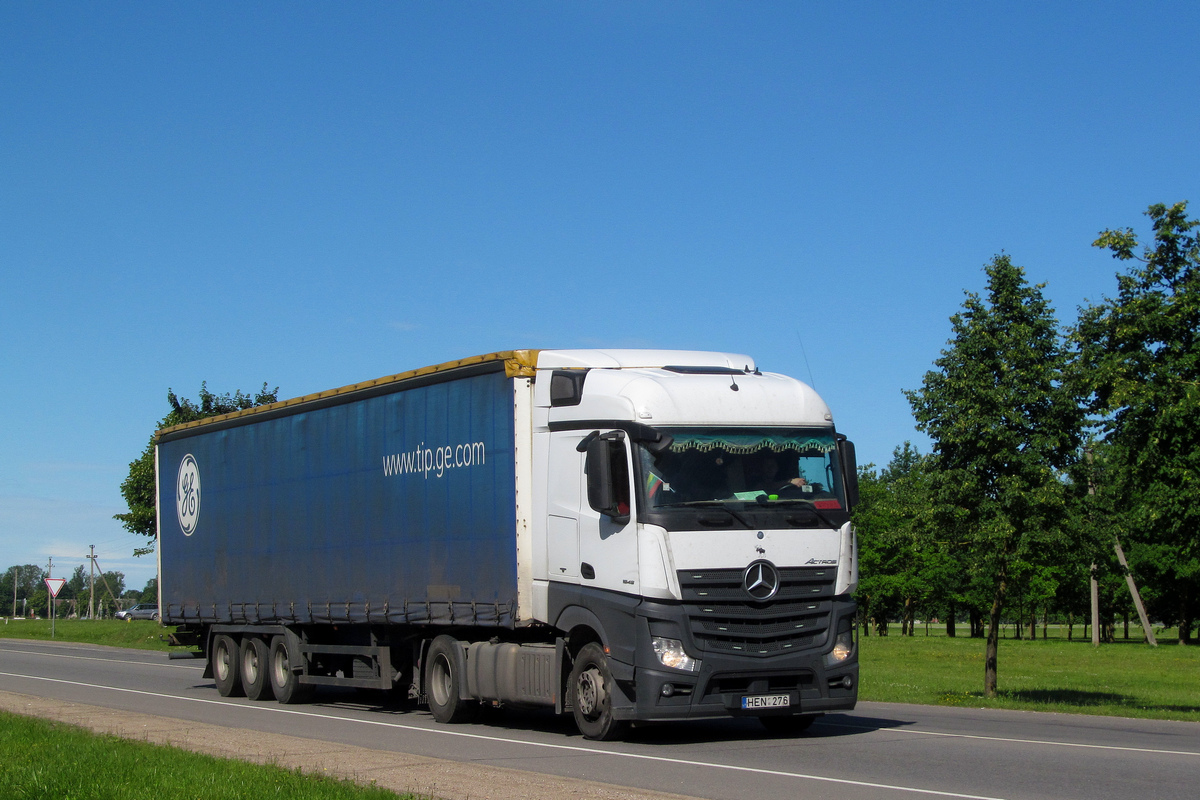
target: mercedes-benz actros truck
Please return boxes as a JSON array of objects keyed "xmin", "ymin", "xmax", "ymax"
[{"xmin": 157, "ymin": 349, "xmax": 859, "ymax": 739}]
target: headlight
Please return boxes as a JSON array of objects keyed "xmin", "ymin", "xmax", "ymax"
[
  {"xmin": 823, "ymin": 630, "xmax": 854, "ymax": 667},
  {"xmin": 651, "ymin": 636, "xmax": 701, "ymax": 673}
]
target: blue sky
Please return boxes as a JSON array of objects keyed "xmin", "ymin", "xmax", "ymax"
[{"xmin": 2, "ymin": 3, "xmax": 1198, "ymax": 591}]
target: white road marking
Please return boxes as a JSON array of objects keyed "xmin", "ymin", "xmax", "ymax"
[
  {"xmin": 821, "ymin": 719, "xmax": 1200, "ymax": 757},
  {"xmin": 6, "ymin": 648, "xmax": 1192, "ymax": 759},
  {"xmin": 0, "ymin": 670, "xmax": 1009, "ymax": 800},
  {"xmin": 0, "ymin": 644, "xmax": 203, "ymax": 670}
]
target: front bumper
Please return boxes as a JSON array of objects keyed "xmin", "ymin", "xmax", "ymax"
[{"xmin": 611, "ymin": 597, "xmax": 858, "ymax": 722}]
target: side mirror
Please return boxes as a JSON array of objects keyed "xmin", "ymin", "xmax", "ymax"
[
  {"xmin": 838, "ymin": 437, "xmax": 859, "ymax": 509},
  {"xmin": 585, "ymin": 434, "xmax": 631, "ymax": 524}
]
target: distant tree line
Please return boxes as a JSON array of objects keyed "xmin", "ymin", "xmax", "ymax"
[
  {"xmin": 853, "ymin": 202, "xmax": 1199, "ymax": 696},
  {"xmin": 1, "ymin": 563, "xmax": 156, "ymax": 618}
]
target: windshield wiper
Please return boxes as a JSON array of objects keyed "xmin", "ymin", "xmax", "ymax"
[{"xmin": 657, "ymin": 500, "xmax": 755, "ymax": 529}]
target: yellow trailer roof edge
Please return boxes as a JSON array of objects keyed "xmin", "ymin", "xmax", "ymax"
[{"xmin": 156, "ymin": 349, "xmax": 540, "ymax": 440}]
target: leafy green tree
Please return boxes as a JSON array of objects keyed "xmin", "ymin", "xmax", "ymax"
[
  {"xmin": 116, "ymin": 382, "xmax": 278, "ymax": 555},
  {"xmin": 140, "ymin": 577, "xmax": 158, "ymax": 603},
  {"xmin": 28, "ymin": 588, "xmax": 48, "ymax": 617},
  {"xmin": 906, "ymin": 254, "xmax": 1083, "ymax": 696},
  {"xmin": 3, "ymin": 564, "xmax": 46, "ymax": 616},
  {"xmin": 854, "ymin": 462, "xmax": 902, "ymax": 635},
  {"xmin": 101, "ymin": 571, "xmax": 125, "ymax": 600},
  {"xmin": 1074, "ymin": 201, "xmax": 1200, "ymax": 643},
  {"xmin": 66, "ymin": 564, "xmax": 87, "ymax": 601},
  {"xmin": 853, "ymin": 443, "xmax": 943, "ymax": 636}
]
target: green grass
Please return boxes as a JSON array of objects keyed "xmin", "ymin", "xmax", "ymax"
[
  {"xmin": 859, "ymin": 633, "xmax": 1200, "ymax": 721},
  {"xmin": 0, "ymin": 618, "xmax": 177, "ymax": 651},
  {"xmin": 0, "ymin": 710, "xmax": 413, "ymax": 800}
]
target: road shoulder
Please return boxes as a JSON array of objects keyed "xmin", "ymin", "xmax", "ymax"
[{"xmin": 0, "ymin": 689, "xmax": 701, "ymax": 800}]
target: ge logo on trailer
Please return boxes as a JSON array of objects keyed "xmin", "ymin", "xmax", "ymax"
[{"xmin": 176, "ymin": 454, "xmax": 201, "ymax": 535}]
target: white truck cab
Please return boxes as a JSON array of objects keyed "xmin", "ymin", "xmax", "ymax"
[{"xmin": 526, "ymin": 350, "xmax": 859, "ymax": 737}]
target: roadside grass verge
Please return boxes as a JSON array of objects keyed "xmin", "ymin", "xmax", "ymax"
[
  {"xmin": 0, "ymin": 618, "xmax": 176, "ymax": 651},
  {"xmin": 0, "ymin": 710, "xmax": 412, "ymax": 800},
  {"xmin": 859, "ymin": 633, "xmax": 1200, "ymax": 721}
]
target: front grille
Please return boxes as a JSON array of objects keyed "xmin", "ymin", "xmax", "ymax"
[{"xmin": 678, "ymin": 566, "xmax": 836, "ymax": 656}]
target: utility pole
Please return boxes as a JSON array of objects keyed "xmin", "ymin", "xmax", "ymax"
[
  {"xmin": 89, "ymin": 555, "xmax": 122, "ymax": 617},
  {"xmin": 1086, "ymin": 449, "xmax": 1101, "ymax": 647},
  {"xmin": 46, "ymin": 557, "xmax": 52, "ymax": 622},
  {"xmin": 1114, "ymin": 536, "xmax": 1157, "ymax": 646},
  {"xmin": 88, "ymin": 545, "xmax": 97, "ymax": 620}
]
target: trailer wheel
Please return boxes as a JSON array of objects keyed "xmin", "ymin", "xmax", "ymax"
[
  {"xmin": 269, "ymin": 635, "xmax": 314, "ymax": 704},
  {"xmin": 759, "ymin": 714, "xmax": 818, "ymax": 735},
  {"xmin": 568, "ymin": 643, "xmax": 628, "ymax": 741},
  {"xmin": 240, "ymin": 636, "xmax": 275, "ymax": 701},
  {"xmin": 425, "ymin": 636, "xmax": 479, "ymax": 724},
  {"xmin": 212, "ymin": 635, "xmax": 244, "ymax": 697}
]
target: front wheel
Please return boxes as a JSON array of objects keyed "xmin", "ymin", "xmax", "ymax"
[
  {"xmin": 425, "ymin": 636, "xmax": 480, "ymax": 724},
  {"xmin": 568, "ymin": 643, "xmax": 628, "ymax": 741}
]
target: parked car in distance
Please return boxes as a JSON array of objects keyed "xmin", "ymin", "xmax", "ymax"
[{"xmin": 115, "ymin": 603, "xmax": 159, "ymax": 621}]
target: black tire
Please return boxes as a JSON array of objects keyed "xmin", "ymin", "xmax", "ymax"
[
  {"xmin": 212, "ymin": 634, "xmax": 244, "ymax": 697},
  {"xmin": 240, "ymin": 636, "xmax": 275, "ymax": 701},
  {"xmin": 425, "ymin": 635, "xmax": 479, "ymax": 724},
  {"xmin": 269, "ymin": 635, "xmax": 314, "ymax": 705},
  {"xmin": 151, "ymin": 612, "xmax": 159, "ymax": 621},
  {"xmin": 568, "ymin": 642, "xmax": 628, "ymax": 741},
  {"xmin": 759, "ymin": 714, "xmax": 818, "ymax": 735}
]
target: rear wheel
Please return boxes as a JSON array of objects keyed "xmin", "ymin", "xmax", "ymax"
[
  {"xmin": 240, "ymin": 636, "xmax": 274, "ymax": 701},
  {"xmin": 269, "ymin": 635, "xmax": 314, "ymax": 704},
  {"xmin": 212, "ymin": 634, "xmax": 244, "ymax": 697},
  {"xmin": 425, "ymin": 636, "xmax": 479, "ymax": 724},
  {"xmin": 569, "ymin": 643, "xmax": 628, "ymax": 741},
  {"xmin": 759, "ymin": 714, "xmax": 818, "ymax": 735}
]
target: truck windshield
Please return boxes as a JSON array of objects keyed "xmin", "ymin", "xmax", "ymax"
[{"xmin": 636, "ymin": 428, "xmax": 847, "ymax": 527}]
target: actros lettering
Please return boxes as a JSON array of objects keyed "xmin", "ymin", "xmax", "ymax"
[{"xmin": 382, "ymin": 441, "xmax": 486, "ymax": 479}]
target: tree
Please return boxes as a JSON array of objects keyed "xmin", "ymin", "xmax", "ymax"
[
  {"xmin": 101, "ymin": 570, "xmax": 125, "ymax": 600},
  {"xmin": 854, "ymin": 443, "xmax": 942, "ymax": 636},
  {"xmin": 854, "ymin": 463, "xmax": 901, "ymax": 635},
  {"xmin": 2, "ymin": 564, "xmax": 46, "ymax": 616},
  {"xmin": 906, "ymin": 254, "xmax": 1083, "ymax": 696},
  {"xmin": 115, "ymin": 382, "xmax": 278, "ymax": 555},
  {"xmin": 66, "ymin": 564, "xmax": 87, "ymax": 601},
  {"xmin": 140, "ymin": 577, "xmax": 158, "ymax": 603},
  {"xmin": 1074, "ymin": 201, "xmax": 1200, "ymax": 643}
]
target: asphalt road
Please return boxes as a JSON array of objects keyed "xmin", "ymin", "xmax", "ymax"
[{"xmin": 1, "ymin": 637, "xmax": 1197, "ymax": 800}]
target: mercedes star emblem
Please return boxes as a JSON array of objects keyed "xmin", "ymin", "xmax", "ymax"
[{"xmin": 743, "ymin": 560, "xmax": 780, "ymax": 601}]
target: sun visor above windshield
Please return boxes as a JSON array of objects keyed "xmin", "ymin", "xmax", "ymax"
[{"xmin": 546, "ymin": 367, "xmax": 833, "ymax": 428}]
